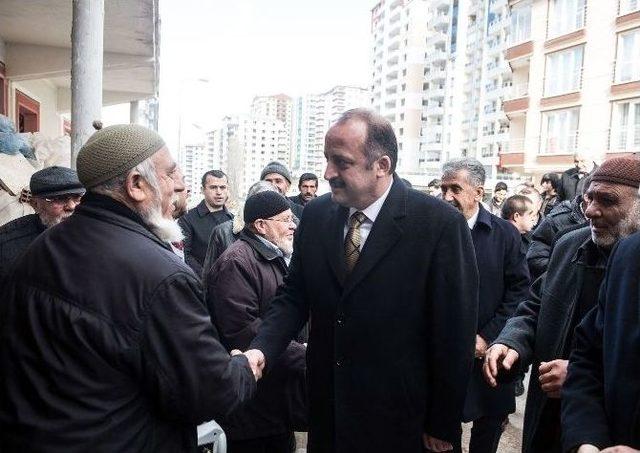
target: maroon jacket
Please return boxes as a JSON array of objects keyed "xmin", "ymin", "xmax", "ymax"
[{"xmin": 205, "ymin": 229, "xmax": 307, "ymax": 440}]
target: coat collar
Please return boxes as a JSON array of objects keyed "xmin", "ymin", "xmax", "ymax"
[
  {"xmin": 239, "ymin": 228, "xmax": 283, "ymax": 262},
  {"xmin": 196, "ymin": 200, "xmax": 229, "ymax": 217},
  {"xmin": 76, "ymin": 192, "xmax": 172, "ymax": 252},
  {"xmin": 323, "ymin": 174, "xmax": 407, "ymax": 294},
  {"xmin": 474, "ymin": 203, "xmax": 494, "ymax": 231},
  {"xmin": 572, "ymin": 235, "xmax": 609, "ymax": 269}
]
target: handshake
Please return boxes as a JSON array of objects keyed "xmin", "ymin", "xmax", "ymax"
[{"xmin": 231, "ymin": 349, "xmax": 266, "ymax": 381}]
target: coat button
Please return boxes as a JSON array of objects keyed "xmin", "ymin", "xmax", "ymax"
[
  {"xmin": 336, "ymin": 318, "xmax": 344, "ymax": 326},
  {"xmin": 335, "ymin": 359, "xmax": 342, "ymax": 367}
]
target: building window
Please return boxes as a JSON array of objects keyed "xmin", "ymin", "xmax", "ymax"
[
  {"xmin": 15, "ymin": 90, "xmax": 40, "ymax": 133},
  {"xmin": 509, "ymin": 3, "xmax": 532, "ymax": 46},
  {"xmin": 615, "ymin": 28, "xmax": 640, "ymax": 84},
  {"xmin": 540, "ymin": 107, "xmax": 580, "ymax": 154},
  {"xmin": 610, "ymin": 99, "xmax": 640, "ymax": 152},
  {"xmin": 619, "ymin": 0, "xmax": 640, "ymax": 15},
  {"xmin": 547, "ymin": 0, "xmax": 586, "ymax": 39},
  {"xmin": 544, "ymin": 45, "xmax": 584, "ymax": 96}
]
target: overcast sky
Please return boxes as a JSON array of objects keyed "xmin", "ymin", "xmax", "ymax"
[{"xmin": 152, "ymin": 0, "xmax": 375, "ymax": 154}]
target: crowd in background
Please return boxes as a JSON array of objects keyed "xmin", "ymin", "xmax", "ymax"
[{"xmin": 0, "ymin": 110, "xmax": 638, "ymax": 453}]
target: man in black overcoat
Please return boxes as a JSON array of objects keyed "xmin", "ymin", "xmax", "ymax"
[
  {"xmin": 440, "ymin": 157, "xmax": 530, "ymax": 453},
  {"xmin": 242, "ymin": 109, "xmax": 479, "ymax": 453}
]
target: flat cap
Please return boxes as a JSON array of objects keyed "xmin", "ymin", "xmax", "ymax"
[
  {"xmin": 76, "ymin": 124, "xmax": 166, "ymax": 189},
  {"xmin": 30, "ymin": 166, "xmax": 85, "ymax": 198}
]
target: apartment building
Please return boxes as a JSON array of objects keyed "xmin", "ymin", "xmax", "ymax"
[
  {"xmin": 502, "ymin": 0, "xmax": 638, "ymax": 181},
  {"xmin": 251, "ymin": 94, "xmax": 293, "ymax": 164},
  {"xmin": 207, "ymin": 115, "xmax": 289, "ymax": 198},
  {"xmin": 370, "ymin": 0, "xmax": 429, "ymax": 176},
  {"xmin": 181, "ymin": 143, "xmax": 209, "ymax": 196},
  {"xmin": 291, "ymin": 85, "xmax": 369, "ymax": 176}
]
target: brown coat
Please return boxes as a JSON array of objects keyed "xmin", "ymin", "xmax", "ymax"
[{"xmin": 205, "ymin": 229, "xmax": 307, "ymax": 440}]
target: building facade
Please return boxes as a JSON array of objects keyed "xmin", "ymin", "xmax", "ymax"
[{"xmin": 502, "ymin": 0, "xmax": 639, "ymax": 181}]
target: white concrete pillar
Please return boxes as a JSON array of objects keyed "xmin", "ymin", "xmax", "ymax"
[
  {"xmin": 129, "ymin": 100, "xmax": 139, "ymax": 125},
  {"xmin": 70, "ymin": 0, "xmax": 104, "ymax": 168}
]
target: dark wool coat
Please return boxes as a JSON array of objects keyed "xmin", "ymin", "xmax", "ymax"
[
  {"xmin": 0, "ymin": 213, "xmax": 46, "ymax": 278},
  {"xmin": 463, "ymin": 205, "xmax": 530, "ymax": 421},
  {"xmin": 527, "ymin": 197, "xmax": 585, "ymax": 280},
  {"xmin": 0, "ymin": 193, "xmax": 255, "ymax": 452},
  {"xmin": 251, "ymin": 176, "xmax": 479, "ymax": 453},
  {"xmin": 206, "ymin": 229, "xmax": 307, "ymax": 440},
  {"xmin": 557, "ymin": 166, "xmax": 594, "ymax": 202},
  {"xmin": 494, "ymin": 227, "xmax": 606, "ymax": 453},
  {"xmin": 562, "ymin": 233, "xmax": 640, "ymax": 451}
]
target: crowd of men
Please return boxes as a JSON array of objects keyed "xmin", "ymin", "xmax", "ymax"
[{"xmin": 0, "ymin": 109, "xmax": 638, "ymax": 453}]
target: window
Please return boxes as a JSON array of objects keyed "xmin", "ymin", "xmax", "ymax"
[
  {"xmin": 615, "ymin": 28, "xmax": 640, "ymax": 83},
  {"xmin": 540, "ymin": 108, "xmax": 580, "ymax": 154},
  {"xmin": 548, "ymin": 0, "xmax": 586, "ymax": 38},
  {"xmin": 509, "ymin": 3, "xmax": 532, "ymax": 45},
  {"xmin": 610, "ymin": 99, "xmax": 640, "ymax": 152},
  {"xmin": 544, "ymin": 46, "xmax": 584, "ymax": 96},
  {"xmin": 619, "ymin": 0, "xmax": 640, "ymax": 15}
]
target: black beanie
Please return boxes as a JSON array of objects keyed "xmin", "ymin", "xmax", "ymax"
[{"xmin": 244, "ymin": 191, "xmax": 291, "ymax": 224}]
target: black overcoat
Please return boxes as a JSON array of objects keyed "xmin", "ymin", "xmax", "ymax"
[
  {"xmin": 251, "ymin": 176, "xmax": 479, "ymax": 453},
  {"xmin": 463, "ymin": 205, "xmax": 530, "ymax": 421}
]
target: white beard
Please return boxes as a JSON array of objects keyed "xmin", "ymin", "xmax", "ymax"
[
  {"xmin": 140, "ymin": 202, "xmax": 184, "ymax": 244},
  {"xmin": 273, "ymin": 235, "xmax": 294, "ymax": 257}
]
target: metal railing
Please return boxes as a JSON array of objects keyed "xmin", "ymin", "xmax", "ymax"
[
  {"xmin": 613, "ymin": 59, "xmax": 640, "ymax": 85},
  {"xmin": 547, "ymin": 2, "xmax": 587, "ymax": 40},
  {"xmin": 539, "ymin": 131, "xmax": 579, "ymax": 154},
  {"xmin": 503, "ymin": 82, "xmax": 529, "ymax": 101},
  {"xmin": 608, "ymin": 126, "xmax": 640, "ymax": 152},
  {"xmin": 619, "ymin": 0, "xmax": 640, "ymax": 15},
  {"xmin": 544, "ymin": 67, "xmax": 583, "ymax": 97}
]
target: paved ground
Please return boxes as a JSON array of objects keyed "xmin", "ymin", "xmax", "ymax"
[{"xmin": 294, "ymin": 375, "xmax": 528, "ymax": 453}]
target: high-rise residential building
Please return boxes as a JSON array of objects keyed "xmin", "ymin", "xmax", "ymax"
[
  {"xmin": 207, "ymin": 114, "xmax": 290, "ymax": 198},
  {"xmin": 501, "ymin": 0, "xmax": 638, "ymax": 181},
  {"xmin": 181, "ymin": 143, "xmax": 209, "ymax": 196},
  {"xmin": 251, "ymin": 94, "xmax": 293, "ymax": 164},
  {"xmin": 370, "ymin": 0, "xmax": 430, "ymax": 177},
  {"xmin": 291, "ymin": 85, "xmax": 369, "ymax": 176}
]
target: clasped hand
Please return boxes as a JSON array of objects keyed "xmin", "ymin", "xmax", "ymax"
[{"xmin": 231, "ymin": 349, "xmax": 265, "ymax": 381}]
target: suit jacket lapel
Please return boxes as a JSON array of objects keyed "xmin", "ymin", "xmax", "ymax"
[
  {"xmin": 323, "ymin": 201, "xmax": 349, "ymax": 287},
  {"xmin": 342, "ymin": 177, "xmax": 406, "ymax": 299}
]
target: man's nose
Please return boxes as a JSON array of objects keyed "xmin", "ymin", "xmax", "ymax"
[{"xmin": 324, "ymin": 163, "xmax": 336, "ymax": 181}]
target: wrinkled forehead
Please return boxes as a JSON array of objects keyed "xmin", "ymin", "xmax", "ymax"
[{"xmin": 442, "ymin": 169, "xmax": 477, "ymax": 188}]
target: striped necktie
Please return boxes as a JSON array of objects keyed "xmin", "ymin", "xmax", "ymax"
[{"xmin": 344, "ymin": 211, "xmax": 367, "ymax": 273}]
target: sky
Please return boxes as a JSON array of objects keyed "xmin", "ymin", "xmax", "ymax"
[{"xmin": 155, "ymin": 0, "xmax": 376, "ymax": 154}]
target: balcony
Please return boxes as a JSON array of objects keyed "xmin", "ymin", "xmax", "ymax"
[
  {"xmin": 503, "ymin": 82, "xmax": 529, "ymax": 101},
  {"xmin": 432, "ymin": 0, "xmax": 451, "ymax": 9},
  {"xmin": 619, "ymin": 0, "xmax": 640, "ymax": 16},
  {"xmin": 488, "ymin": 17, "xmax": 506, "ymax": 36},
  {"xmin": 539, "ymin": 131, "xmax": 579, "ymax": 155},
  {"xmin": 425, "ymin": 67, "xmax": 447, "ymax": 82},
  {"xmin": 426, "ymin": 103, "xmax": 445, "ymax": 117},
  {"xmin": 429, "ymin": 85, "xmax": 446, "ymax": 99},
  {"xmin": 486, "ymin": 60, "xmax": 509, "ymax": 79},
  {"xmin": 428, "ymin": 12, "xmax": 450, "ymax": 31},
  {"xmin": 427, "ymin": 31, "xmax": 447, "ymax": 47},
  {"xmin": 426, "ymin": 49, "xmax": 448, "ymax": 65}
]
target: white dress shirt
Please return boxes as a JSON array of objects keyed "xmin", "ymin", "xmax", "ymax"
[
  {"xmin": 466, "ymin": 205, "xmax": 480, "ymax": 230},
  {"xmin": 343, "ymin": 179, "xmax": 393, "ymax": 251}
]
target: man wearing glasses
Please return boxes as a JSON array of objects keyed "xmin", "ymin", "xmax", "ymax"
[
  {"xmin": 0, "ymin": 165, "xmax": 85, "ymax": 278},
  {"xmin": 206, "ymin": 190, "xmax": 307, "ymax": 453}
]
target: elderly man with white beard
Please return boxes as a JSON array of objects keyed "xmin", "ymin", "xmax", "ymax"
[
  {"xmin": 206, "ymin": 190, "xmax": 307, "ymax": 453},
  {"xmin": 0, "ymin": 125, "xmax": 257, "ymax": 452}
]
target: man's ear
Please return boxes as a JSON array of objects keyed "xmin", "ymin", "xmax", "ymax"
[
  {"xmin": 475, "ymin": 186, "xmax": 485, "ymax": 202},
  {"xmin": 377, "ymin": 155, "xmax": 392, "ymax": 175},
  {"xmin": 252, "ymin": 220, "xmax": 267, "ymax": 236},
  {"xmin": 125, "ymin": 171, "xmax": 150, "ymax": 202}
]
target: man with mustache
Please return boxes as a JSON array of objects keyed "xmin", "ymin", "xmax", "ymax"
[
  {"xmin": 0, "ymin": 125, "xmax": 257, "ymax": 451},
  {"xmin": 288, "ymin": 173, "xmax": 318, "ymax": 207},
  {"xmin": 0, "ymin": 166, "xmax": 85, "ymax": 278},
  {"xmin": 440, "ymin": 157, "xmax": 530, "ymax": 453},
  {"xmin": 483, "ymin": 156, "xmax": 640, "ymax": 453},
  {"xmin": 207, "ymin": 190, "xmax": 306, "ymax": 453},
  {"xmin": 243, "ymin": 108, "xmax": 479, "ymax": 452},
  {"xmin": 179, "ymin": 169, "xmax": 233, "ymax": 275}
]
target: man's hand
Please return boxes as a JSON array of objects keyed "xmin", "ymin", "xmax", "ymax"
[
  {"xmin": 483, "ymin": 343, "xmax": 520, "ymax": 387},
  {"xmin": 538, "ymin": 359, "xmax": 568, "ymax": 398},
  {"xmin": 577, "ymin": 445, "xmax": 600, "ymax": 453},
  {"xmin": 601, "ymin": 446, "xmax": 640, "ymax": 453},
  {"xmin": 423, "ymin": 433, "xmax": 453, "ymax": 452},
  {"xmin": 243, "ymin": 349, "xmax": 265, "ymax": 381},
  {"xmin": 475, "ymin": 335, "xmax": 488, "ymax": 359}
]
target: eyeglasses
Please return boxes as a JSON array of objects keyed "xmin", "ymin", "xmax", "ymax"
[
  {"xmin": 265, "ymin": 215, "xmax": 296, "ymax": 224},
  {"xmin": 44, "ymin": 194, "xmax": 83, "ymax": 205}
]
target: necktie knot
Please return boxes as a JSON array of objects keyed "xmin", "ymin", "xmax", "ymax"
[{"xmin": 349, "ymin": 211, "xmax": 366, "ymax": 228}]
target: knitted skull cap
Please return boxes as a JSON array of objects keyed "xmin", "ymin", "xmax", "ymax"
[
  {"xmin": 590, "ymin": 156, "xmax": 640, "ymax": 189},
  {"xmin": 260, "ymin": 161, "xmax": 292, "ymax": 184},
  {"xmin": 76, "ymin": 124, "xmax": 166, "ymax": 189},
  {"xmin": 244, "ymin": 191, "xmax": 291, "ymax": 224}
]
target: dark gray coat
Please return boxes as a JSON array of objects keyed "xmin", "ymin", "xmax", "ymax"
[
  {"xmin": 0, "ymin": 213, "xmax": 46, "ymax": 279},
  {"xmin": 494, "ymin": 227, "xmax": 606, "ymax": 453},
  {"xmin": 251, "ymin": 176, "xmax": 479, "ymax": 453}
]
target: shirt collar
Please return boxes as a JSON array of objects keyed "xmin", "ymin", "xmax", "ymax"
[
  {"xmin": 348, "ymin": 178, "xmax": 393, "ymax": 223},
  {"xmin": 467, "ymin": 205, "xmax": 480, "ymax": 229},
  {"xmin": 573, "ymin": 237, "xmax": 609, "ymax": 269},
  {"xmin": 197, "ymin": 200, "xmax": 227, "ymax": 217}
]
